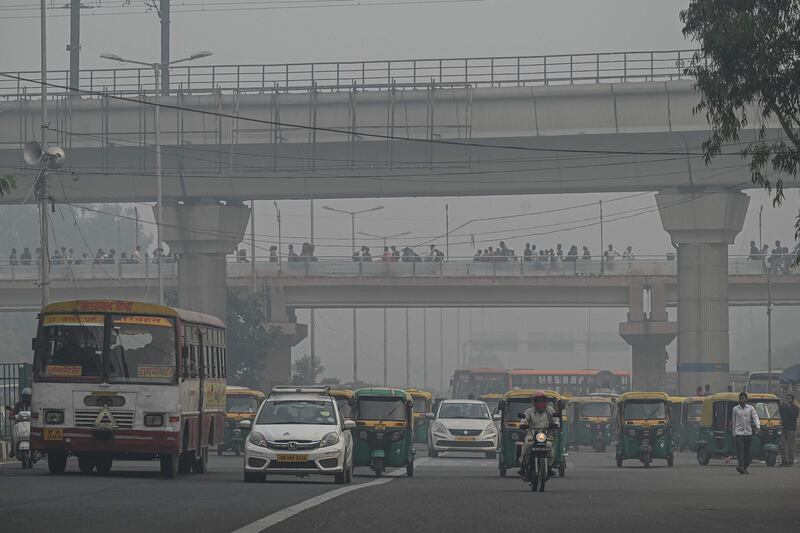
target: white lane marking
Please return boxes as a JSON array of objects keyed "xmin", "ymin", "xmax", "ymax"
[{"xmin": 231, "ymin": 458, "xmax": 430, "ymax": 533}]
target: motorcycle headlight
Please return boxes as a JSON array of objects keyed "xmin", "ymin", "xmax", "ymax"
[
  {"xmin": 320, "ymin": 432, "xmax": 340, "ymax": 448},
  {"xmin": 249, "ymin": 431, "xmax": 268, "ymax": 448},
  {"xmin": 627, "ymin": 428, "xmax": 636, "ymax": 437},
  {"xmin": 655, "ymin": 428, "xmax": 665, "ymax": 437},
  {"xmin": 535, "ymin": 432, "xmax": 547, "ymax": 443}
]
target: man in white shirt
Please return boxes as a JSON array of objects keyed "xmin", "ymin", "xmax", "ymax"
[{"xmin": 731, "ymin": 392, "xmax": 760, "ymax": 474}]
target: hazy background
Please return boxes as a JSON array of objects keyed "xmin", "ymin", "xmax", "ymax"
[{"xmin": 1, "ymin": 0, "xmax": 798, "ymax": 387}]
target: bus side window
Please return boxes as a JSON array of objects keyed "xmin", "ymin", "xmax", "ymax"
[{"xmin": 189, "ymin": 344, "xmax": 198, "ymax": 378}]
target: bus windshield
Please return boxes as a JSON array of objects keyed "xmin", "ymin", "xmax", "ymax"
[
  {"xmin": 623, "ymin": 400, "xmax": 667, "ymax": 420},
  {"xmin": 108, "ymin": 316, "xmax": 176, "ymax": 384},
  {"xmin": 34, "ymin": 315, "xmax": 105, "ymax": 381}
]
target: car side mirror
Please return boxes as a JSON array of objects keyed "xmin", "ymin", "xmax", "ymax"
[
  {"xmin": 425, "ymin": 413, "xmax": 435, "ymax": 420},
  {"xmin": 492, "ymin": 413, "xmax": 501, "ymax": 421},
  {"xmin": 343, "ymin": 419, "xmax": 356, "ymax": 430},
  {"xmin": 237, "ymin": 420, "xmax": 252, "ymax": 430}
]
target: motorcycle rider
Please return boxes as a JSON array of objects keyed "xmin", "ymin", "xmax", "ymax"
[
  {"xmin": 518, "ymin": 390, "xmax": 557, "ymax": 478},
  {"xmin": 5, "ymin": 387, "xmax": 32, "ymax": 458}
]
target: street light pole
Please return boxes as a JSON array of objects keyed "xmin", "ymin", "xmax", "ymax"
[
  {"xmin": 39, "ymin": 0, "xmax": 50, "ymax": 307},
  {"xmin": 423, "ymin": 308, "xmax": 428, "ymax": 388},
  {"xmin": 405, "ymin": 308, "xmax": 410, "ymax": 388},
  {"xmin": 767, "ymin": 269, "xmax": 773, "ymax": 393}
]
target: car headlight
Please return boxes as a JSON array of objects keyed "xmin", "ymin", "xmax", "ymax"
[
  {"xmin": 535, "ymin": 432, "xmax": 547, "ymax": 443},
  {"xmin": 627, "ymin": 428, "xmax": 636, "ymax": 437},
  {"xmin": 249, "ymin": 431, "xmax": 268, "ymax": 448},
  {"xmin": 144, "ymin": 413, "xmax": 164, "ymax": 427},
  {"xmin": 655, "ymin": 428, "xmax": 665, "ymax": 437},
  {"xmin": 320, "ymin": 432, "xmax": 340, "ymax": 447},
  {"xmin": 484, "ymin": 424, "xmax": 497, "ymax": 435},
  {"xmin": 433, "ymin": 423, "xmax": 447, "ymax": 435},
  {"xmin": 44, "ymin": 409, "xmax": 64, "ymax": 425}
]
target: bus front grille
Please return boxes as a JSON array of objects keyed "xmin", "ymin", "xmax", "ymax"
[{"xmin": 74, "ymin": 409, "xmax": 135, "ymax": 429}]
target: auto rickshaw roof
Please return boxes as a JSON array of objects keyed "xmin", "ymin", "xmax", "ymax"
[
  {"xmin": 328, "ymin": 388, "xmax": 354, "ymax": 399},
  {"xmin": 502, "ymin": 389, "xmax": 564, "ymax": 400},
  {"xmin": 568, "ymin": 396, "xmax": 614, "ymax": 405},
  {"xmin": 618, "ymin": 392, "xmax": 670, "ymax": 402},
  {"xmin": 669, "ymin": 396, "xmax": 687, "ymax": 404},
  {"xmin": 479, "ymin": 393, "xmax": 503, "ymax": 399},
  {"xmin": 354, "ymin": 387, "xmax": 412, "ymax": 402},
  {"xmin": 225, "ymin": 386, "xmax": 265, "ymax": 399},
  {"xmin": 405, "ymin": 388, "xmax": 434, "ymax": 400},
  {"xmin": 706, "ymin": 392, "xmax": 779, "ymax": 403}
]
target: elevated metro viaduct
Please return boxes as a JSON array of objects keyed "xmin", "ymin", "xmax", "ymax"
[
  {"xmin": 2, "ymin": 260, "xmax": 798, "ymax": 392},
  {"xmin": 1, "ymin": 50, "xmax": 795, "ymax": 393}
]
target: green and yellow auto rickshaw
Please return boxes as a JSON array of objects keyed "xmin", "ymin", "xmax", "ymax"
[
  {"xmin": 497, "ymin": 389, "xmax": 567, "ymax": 478},
  {"xmin": 219, "ymin": 386, "xmax": 265, "ymax": 456},
  {"xmin": 681, "ymin": 396, "xmax": 704, "ymax": 451},
  {"xmin": 669, "ymin": 396, "xmax": 686, "ymax": 451},
  {"xmin": 406, "ymin": 388, "xmax": 434, "ymax": 445},
  {"xmin": 695, "ymin": 393, "xmax": 782, "ymax": 467},
  {"xmin": 615, "ymin": 392, "xmax": 673, "ymax": 468},
  {"xmin": 353, "ymin": 388, "xmax": 415, "ymax": 478},
  {"xmin": 567, "ymin": 397, "xmax": 614, "ymax": 452},
  {"xmin": 479, "ymin": 393, "xmax": 503, "ymax": 415},
  {"xmin": 329, "ymin": 388, "xmax": 355, "ymax": 419}
]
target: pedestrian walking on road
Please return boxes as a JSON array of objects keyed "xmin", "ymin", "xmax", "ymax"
[
  {"xmin": 732, "ymin": 392, "xmax": 760, "ymax": 474},
  {"xmin": 778, "ymin": 393, "xmax": 798, "ymax": 466}
]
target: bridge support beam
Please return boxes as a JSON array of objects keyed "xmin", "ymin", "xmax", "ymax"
[
  {"xmin": 264, "ymin": 284, "xmax": 308, "ymax": 391},
  {"xmin": 656, "ymin": 190, "xmax": 749, "ymax": 395},
  {"xmin": 158, "ymin": 201, "xmax": 251, "ymax": 320},
  {"xmin": 620, "ymin": 281, "xmax": 677, "ymax": 391}
]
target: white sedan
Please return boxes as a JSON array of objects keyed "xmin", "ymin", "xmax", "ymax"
[{"xmin": 427, "ymin": 400, "xmax": 498, "ymax": 458}]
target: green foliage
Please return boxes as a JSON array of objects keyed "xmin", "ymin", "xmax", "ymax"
[
  {"xmin": 227, "ymin": 291, "xmax": 277, "ymax": 390},
  {"xmin": 291, "ymin": 354, "xmax": 326, "ymax": 385},
  {"xmin": 0, "ymin": 175, "xmax": 16, "ymax": 197},
  {"xmin": 681, "ymin": 0, "xmax": 800, "ymax": 242}
]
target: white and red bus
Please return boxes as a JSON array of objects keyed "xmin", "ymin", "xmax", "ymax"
[{"xmin": 30, "ymin": 300, "xmax": 227, "ymax": 477}]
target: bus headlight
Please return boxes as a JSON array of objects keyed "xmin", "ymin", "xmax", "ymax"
[
  {"xmin": 44, "ymin": 410, "xmax": 64, "ymax": 425},
  {"xmin": 144, "ymin": 413, "xmax": 164, "ymax": 427}
]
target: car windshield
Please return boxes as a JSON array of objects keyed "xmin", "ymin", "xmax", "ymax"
[
  {"xmin": 751, "ymin": 400, "xmax": 780, "ymax": 420},
  {"xmin": 108, "ymin": 316, "xmax": 176, "ymax": 383},
  {"xmin": 34, "ymin": 315, "xmax": 105, "ymax": 381},
  {"xmin": 624, "ymin": 400, "xmax": 667, "ymax": 420},
  {"xmin": 355, "ymin": 398, "xmax": 406, "ymax": 421},
  {"xmin": 482, "ymin": 399, "xmax": 499, "ymax": 413},
  {"xmin": 227, "ymin": 395, "xmax": 259, "ymax": 413},
  {"xmin": 412, "ymin": 397, "xmax": 430, "ymax": 413},
  {"xmin": 438, "ymin": 402, "xmax": 490, "ymax": 420},
  {"xmin": 688, "ymin": 401, "xmax": 703, "ymax": 418},
  {"xmin": 582, "ymin": 402, "xmax": 612, "ymax": 417},
  {"xmin": 257, "ymin": 399, "xmax": 337, "ymax": 425}
]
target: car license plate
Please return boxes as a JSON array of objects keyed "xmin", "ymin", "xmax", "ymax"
[
  {"xmin": 454, "ymin": 436, "xmax": 475, "ymax": 442},
  {"xmin": 276, "ymin": 454, "xmax": 308, "ymax": 462},
  {"xmin": 44, "ymin": 428, "xmax": 63, "ymax": 441}
]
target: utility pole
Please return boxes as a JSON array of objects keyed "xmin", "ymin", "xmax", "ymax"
[
  {"xmin": 423, "ymin": 308, "xmax": 428, "ymax": 388},
  {"xmin": 439, "ymin": 308, "xmax": 444, "ymax": 392},
  {"xmin": 39, "ymin": 0, "xmax": 50, "ymax": 307},
  {"xmin": 249, "ymin": 200, "xmax": 256, "ymax": 294},
  {"xmin": 159, "ymin": 0, "xmax": 171, "ymax": 96},
  {"xmin": 445, "ymin": 204, "xmax": 450, "ymax": 259},
  {"xmin": 310, "ymin": 200, "xmax": 316, "ymax": 375},
  {"xmin": 759, "ymin": 205, "xmax": 763, "ymax": 250},
  {"xmin": 405, "ymin": 308, "xmax": 410, "ymax": 388},
  {"xmin": 767, "ymin": 270, "xmax": 773, "ymax": 393},
  {"xmin": 456, "ymin": 308, "xmax": 461, "ymax": 368},
  {"xmin": 599, "ymin": 200, "xmax": 604, "ymax": 275},
  {"xmin": 68, "ymin": 0, "xmax": 80, "ymax": 95},
  {"xmin": 383, "ymin": 308, "xmax": 389, "ymax": 386}
]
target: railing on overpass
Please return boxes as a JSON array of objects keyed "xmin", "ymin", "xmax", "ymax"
[
  {"xmin": 0, "ymin": 255, "xmax": 795, "ymax": 282},
  {"xmin": 0, "ymin": 49, "xmax": 701, "ymax": 100}
]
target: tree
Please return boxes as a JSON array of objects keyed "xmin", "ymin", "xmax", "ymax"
[
  {"xmin": 0, "ymin": 175, "xmax": 15, "ymax": 197},
  {"xmin": 226, "ymin": 291, "xmax": 278, "ymax": 391},
  {"xmin": 291, "ymin": 355, "xmax": 325, "ymax": 385},
  {"xmin": 681, "ymin": 0, "xmax": 800, "ymax": 247}
]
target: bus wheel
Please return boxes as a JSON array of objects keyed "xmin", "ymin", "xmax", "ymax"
[
  {"xmin": 178, "ymin": 452, "xmax": 193, "ymax": 474},
  {"xmin": 160, "ymin": 453, "xmax": 179, "ymax": 478},
  {"xmin": 78, "ymin": 455, "xmax": 96, "ymax": 475},
  {"xmin": 217, "ymin": 444, "xmax": 224, "ymax": 456},
  {"xmin": 193, "ymin": 447, "xmax": 208, "ymax": 474},
  {"xmin": 47, "ymin": 452, "xmax": 68, "ymax": 475},
  {"xmin": 96, "ymin": 456, "xmax": 113, "ymax": 475}
]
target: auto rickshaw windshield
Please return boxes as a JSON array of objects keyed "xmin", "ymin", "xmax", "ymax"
[
  {"xmin": 623, "ymin": 400, "xmax": 667, "ymax": 420},
  {"xmin": 582, "ymin": 402, "xmax": 612, "ymax": 417},
  {"xmin": 688, "ymin": 401, "xmax": 703, "ymax": 418},
  {"xmin": 411, "ymin": 397, "xmax": 429, "ymax": 413},
  {"xmin": 751, "ymin": 400, "xmax": 780, "ymax": 420},
  {"xmin": 356, "ymin": 398, "xmax": 406, "ymax": 421},
  {"xmin": 226, "ymin": 395, "xmax": 259, "ymax": 414}
]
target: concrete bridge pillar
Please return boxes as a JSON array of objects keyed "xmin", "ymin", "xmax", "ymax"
[
  {"xmin": 620, "ymin": 281, "xmax": 677, "ymax": 391},
  {"xmin": 264, "ymin": 284, "xmax": 308, "ymax": 391},
  {"xmin": 157, "ymin": 201, "xmax": 251, "ymax": 321},
  {"xmin": 656, "ymin": 190, "xmax": 749, "ymax": 395}
]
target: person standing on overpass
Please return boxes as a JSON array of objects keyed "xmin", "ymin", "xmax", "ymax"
[{"xmin": 732, "ymin": 392, "xmax": 760, "ymax": 475}]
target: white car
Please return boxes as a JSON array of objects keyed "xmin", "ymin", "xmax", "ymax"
[
  {"xmin": 243, "ymin": 386, "xmax": 355, "ymax": 484},
  {"xmin": 427, "ymin": 399, "xmax": 498, "ymax": 458}
]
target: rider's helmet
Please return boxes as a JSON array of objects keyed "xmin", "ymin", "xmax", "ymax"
[
  {"xmin": 21, "ymin": 387, "xmax": 32, "ymax": 399},
  {"xmin": 532, "ymin": 390, "xmax": 548, "ymax": 411}
]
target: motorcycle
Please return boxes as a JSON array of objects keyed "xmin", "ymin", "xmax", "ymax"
[
  {"xmin": 519, "ymin": 423, "xmax": 551, "ymax": 492},
  {"xmin": 12, "ymin": 411, "xmax": 38, "ymax": 469}
]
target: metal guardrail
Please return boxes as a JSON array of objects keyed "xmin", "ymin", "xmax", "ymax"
[
  {"xmin": 0, "ymin": 49, "xmax": 701, "ymax": 100},
  {"xmin": 0, "ymin": 255, "xmax": 795, "ymax": 281}
]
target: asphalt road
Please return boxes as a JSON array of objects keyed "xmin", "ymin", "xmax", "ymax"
[{"xmin": 1, "ymin": 447, "xmax": 797, "ymax": 533}]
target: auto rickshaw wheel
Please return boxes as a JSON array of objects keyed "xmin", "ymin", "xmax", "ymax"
[
  {"xmin": 78, "ymin": 455, "xmax": 96, "ymax": 474},
  {"xmin": 667, "ymin": 455, "xmax": 674, "ymax": 467},
  {"xmin": 217, "ymin": 444, "xmax": 224, "ymax": 456},
  {"xmin": 616, "ymin": 456, "xmax": 622, "ymax": 468},
  {"xmin": 406, "ymin": 461, "xmax": 414, "ymax": 477},
  {"xmin": 499, "ymin": 461, "xmax": 507, "ymax": 477},
  {"xmin": 765, "ymin": 450, "xmax": 777, "ymax": 467},
  {"xmin": 696, "ymin": 447, "xmax": 710, "ymax": 466},
  {"xmin": 641, "ymin": 453, "xmax": 651, "ymax": 468},
  {"xmin": 373, "ymin": 457, "xmax": 384, "ymax": 478},
  {"xmin": 558, "ymin": 460, "xmax": 566, "ymax": 477},
  {"xmin": 47, "ymin": 452, "xmax": 68, "ymax": 475},
  {"xmin": 233, "ymin": 443, "xmax": 242, "ymax": 457}
]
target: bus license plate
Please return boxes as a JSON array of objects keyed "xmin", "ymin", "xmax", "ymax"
[
  {"xmin": 455, "ymin": 436, "xmax": 475, "ymax": 442},
  {"xmin": 277, "ymin": 454, "xmax": 308, "ymax": 462},
  {"xmin": 44, "ymin": 429, "xmax": 63, "ymax": 441}
]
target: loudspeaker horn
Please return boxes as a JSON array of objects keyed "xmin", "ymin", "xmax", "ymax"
[
  {"xmin": 23, "ymin": 141, "xmax": 44, "ymax": 166},
  {"xmin": 46, "ymin": 146, "xmax": 66, "ymax": 169}
]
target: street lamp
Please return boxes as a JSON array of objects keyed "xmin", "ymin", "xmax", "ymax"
[
  {"xmin": 100, "ymin": 50, "xmax": 213, "ymax": 305},
  {"xmin": 322, "ymin": 204, "xmax": 384, "ymax": 383},
  {"xmin": 359, "ymin": 230, "xmax": 411, "ymax": 386}
]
